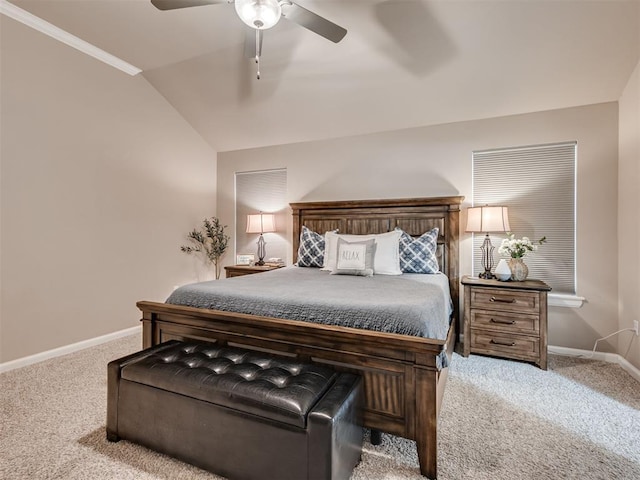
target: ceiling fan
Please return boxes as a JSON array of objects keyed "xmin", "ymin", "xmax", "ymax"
[{"xmin": 151, "ymin": 0, "xmax": 347, "ymax": 79}]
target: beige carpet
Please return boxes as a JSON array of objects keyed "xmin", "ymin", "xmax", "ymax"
[{"xmin": 1, "ymin": 334, "xmax": 639, "ymax": 479}]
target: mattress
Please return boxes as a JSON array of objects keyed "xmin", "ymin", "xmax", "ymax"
[{"xmin": 166, "ymin": 266, "xmax": 453, "ymax": 341}]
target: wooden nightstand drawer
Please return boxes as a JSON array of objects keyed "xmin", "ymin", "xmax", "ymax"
[
  {"xmin": 469, "ymin": 287, "xmax": 539, "ymax": 314},
  {"xmin": 470, "ymin": 311, "xmax": 539, "ymax": 334},
  {"xmin": 470, "ymin": 331, "xmax": 539, "ymax": 359},
  {"xmin": 227, "ymin": 270, "xmax": 255, "ymax": 278}
]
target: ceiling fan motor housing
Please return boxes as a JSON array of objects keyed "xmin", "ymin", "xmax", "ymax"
[{"xmin": 235, "ymin": 0, "xmax": 282, "ymax": 30}]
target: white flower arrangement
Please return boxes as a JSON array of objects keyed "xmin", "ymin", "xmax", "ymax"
[{"xmin": 499, "ymin": 233, "xmax": 546, "ymax": 259}]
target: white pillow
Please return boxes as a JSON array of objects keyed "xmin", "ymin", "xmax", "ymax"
[{"xmin": 322, "ymin": 230, "xmax": 402, "ymax": 275}]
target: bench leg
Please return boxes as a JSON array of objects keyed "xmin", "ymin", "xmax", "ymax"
[{"xmin": 370, "ymin": 429, "xmax": 382, "ymax": 445}]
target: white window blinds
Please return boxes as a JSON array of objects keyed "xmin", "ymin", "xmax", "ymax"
[
  {"xmin": 472, "ymin": 142, "xmax": 576, "ymax": 294},
  {"xmin": 235, "ymin": 169, "xmax": 287, "ymax": 263}
]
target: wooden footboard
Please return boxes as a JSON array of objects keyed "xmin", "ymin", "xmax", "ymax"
[{"xmin": 137, "ymin": 300, "xmax": 455, "ymax": 479}]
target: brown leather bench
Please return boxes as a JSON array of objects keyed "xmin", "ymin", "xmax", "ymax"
[{"xmin": 107, "ymin": 340, "xmax": 363, "ymax": 480}]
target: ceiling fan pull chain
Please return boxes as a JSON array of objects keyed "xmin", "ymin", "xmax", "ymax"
[{"xmin": 255, "ymin": 29, "xmax": 261, "ymax": 80}]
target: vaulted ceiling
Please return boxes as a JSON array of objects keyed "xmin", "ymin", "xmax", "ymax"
[{"xmin": 10, "ymin": 0, "xmax": 640, "ymax": 152}]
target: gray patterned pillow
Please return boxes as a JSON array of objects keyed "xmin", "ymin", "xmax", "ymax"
[
  {"xmin": 397, "ymin": 227, "xmax": 440, "ymax": 274},
  {"xmin": 330, "ymin": 238, "xmax": 376, "ymax": 277},
  {"xmin": 297, "ymin": 226, "xmax": 326, "ymax": 267}
]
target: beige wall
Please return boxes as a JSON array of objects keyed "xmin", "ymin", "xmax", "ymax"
[
  {"xmin": 1, "ymin": 19, "xmax": 217, "ymax": 362},
  {"xmin": 618, "ymin": 60, "xmax": 640, "ymax": 370},
  {"xmin": 218, "ymin": 103, "xmax": 620, "ymax": 353},
  {"xmin": 2, "ymin": 18, "xmax": 633, "ymax": 368}
]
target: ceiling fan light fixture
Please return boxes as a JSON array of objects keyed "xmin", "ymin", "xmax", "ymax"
[{"xmin": 235, "ymin": 0, "xmax": 282, "ymax": 30}]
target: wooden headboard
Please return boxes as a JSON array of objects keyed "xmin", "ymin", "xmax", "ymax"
[{"xmin": 290, "ymin": 196, "xmax": 464, "ymax": 322}]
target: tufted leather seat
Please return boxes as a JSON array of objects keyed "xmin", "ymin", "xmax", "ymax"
[
  {"xmin": 107, "ymin": 340, "xmax": 363, "ymax": 480},
  {"xmin": 121, "ymin": 342, "xmax": 338, "ymax": 429}
]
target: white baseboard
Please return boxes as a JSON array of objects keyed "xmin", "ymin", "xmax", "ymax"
[
  {"xmin": 459, "ymin": 335, "xmax": 640, "ymax": 382},
  {"xmin": 3, "ymin": 329, "xmax": 638, "ymax": 383},
  {"xmin": 0, "ymin": 325, "xmax": 141, "ymax": 374},
  {"xmin": 549, "ymin": 345, "xmax": 640, "ymax": 383}
]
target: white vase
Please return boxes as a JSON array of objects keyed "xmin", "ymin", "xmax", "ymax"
[{"xmin": 494, "ymin": 259, "xmax": 511, "ymax": 281}]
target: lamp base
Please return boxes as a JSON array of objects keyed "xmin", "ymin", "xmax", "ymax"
[
  {"xmin": 479, "ymin": 234, "xmax": 496, "ymax": 280},
  {"xmin": 255, "ymin": 234, "xmax": 266, "ymax": 266}
]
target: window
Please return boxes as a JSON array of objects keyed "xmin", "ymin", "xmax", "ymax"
[
  {"xmin": 472, "ymin": 142, "xmax": 576, "ymax": 294},
  {"xmin": 235, "ymin": 169, "xmax": 287, "ymax": 263}
]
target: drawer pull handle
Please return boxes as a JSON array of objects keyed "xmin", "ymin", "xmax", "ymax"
[
  {"xmin": 490, "ymin": 339, "xmax": 516, "ymax": 347},
  {"xmin": 490, "ymin": 318, "xmax": 516, "ymax": 325},
  {"xmin": 490, "ymin": 296, "xmax": 516, "ymax": 304}
]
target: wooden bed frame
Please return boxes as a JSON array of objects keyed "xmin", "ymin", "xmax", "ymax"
[{"xmin": 137, "ymin": 196, "xmax": 463, "ymax": 479}]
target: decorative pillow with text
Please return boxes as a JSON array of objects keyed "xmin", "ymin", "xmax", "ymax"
[
  {"xmin": 330, "ymin": 238, "xmax": 376, "ymax": 277},
  {"xmin": 322, "ymin": 230, "xmax": 402, "ymax": 275}
]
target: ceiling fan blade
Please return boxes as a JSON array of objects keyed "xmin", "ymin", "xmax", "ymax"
[
  {"xmin": 281, "ymin": 2, "xmax": 347, "ymax": 43},
  {"xmin": 244, "ymin": 28, "xmax": 263, "ymax": 59},
  {"xmin": 150, "ymin": 0, "xmax": 225, "ymax": 11}
]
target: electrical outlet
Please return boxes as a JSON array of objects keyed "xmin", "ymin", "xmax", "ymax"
[{"xmin": 634, "ymin": 320, "xmax": 639, "ymax": 336}]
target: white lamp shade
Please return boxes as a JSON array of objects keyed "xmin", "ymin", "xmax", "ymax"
[
  {"xmin": 466, "ymin": 206, "xmax": 510, "ymax": 233},
  {"xmin": 235, "ymin": 0, "xmax": 282, "ymax": 30},
  {"xmin": 246, "ymin": 213, "xmax": 276, "ymax": 234}
]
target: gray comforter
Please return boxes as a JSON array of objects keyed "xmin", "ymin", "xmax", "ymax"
[{"xmin": 167, "ymin": 266, "xmax": 453, "ymax": 341}]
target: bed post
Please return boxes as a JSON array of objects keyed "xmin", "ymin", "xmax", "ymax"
[
  {"xmin": 141, "ymin": 310, "xmax": 155, "ymax": 349},
  {"xmin": 291, "ymin": 205, "xmax": 301, "ymax": 264},
  {"xmin": 415, "ymin": 366, "xmax": 438, "ymax": 479},
  {"xmin": 446, "ymin": 201, "xmax": 461, "ymax": 339}
]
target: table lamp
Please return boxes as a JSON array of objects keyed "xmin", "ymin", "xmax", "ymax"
[
  {"xmin": 246, "ymin": 212, "xmax": 276, "ymax": 266},
  {"xmin": 465, "ymin": 205, "xmax": 510, "ymax": 279}
]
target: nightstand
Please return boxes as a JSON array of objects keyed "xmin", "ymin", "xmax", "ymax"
[
  {"xmin": 461, "ymin": 275, "xmax": 551, "ymax": 369},
  {"xmin": 224, "ymin": 264, "xmax": 283, "ymax": 278}
]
